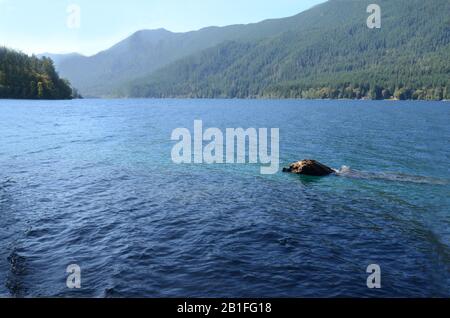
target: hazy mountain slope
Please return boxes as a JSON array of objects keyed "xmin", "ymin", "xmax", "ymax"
[
  {"xmin": 37, "ymin": 53, "xmax": 84, "ymax": 69},
  {"xmin": 55, "ymin": 3, "xmax": 328, "ymax": 97},
  {"xmin": 124, "ymin": 0, "xmax": 450, "ymax": 100}
]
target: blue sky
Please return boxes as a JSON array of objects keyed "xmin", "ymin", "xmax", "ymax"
[{"xmin": 0, "ymin": 0, "xmax": 325, "ymax": 56}]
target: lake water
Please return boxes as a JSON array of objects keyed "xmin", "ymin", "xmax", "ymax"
[{"xmin": 0, "ymin": 99, "xmax": 449, "ymax": 297}]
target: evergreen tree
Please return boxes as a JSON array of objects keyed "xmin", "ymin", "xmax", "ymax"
[
  {"xmin": 0, "ymin": 47, "xmax": 78, "ymax": 100},
  {"xmin": 122, "ymin": 0, "xmax": 449, "ymax": 101}
]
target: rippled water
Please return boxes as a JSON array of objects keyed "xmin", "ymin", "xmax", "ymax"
[{"xmin": 0, "ymin": 99, "xmax": 449, "ymax": 297}]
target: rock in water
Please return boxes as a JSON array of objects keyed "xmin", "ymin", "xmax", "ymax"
[{"xmin": 282, "ymin": 160, "xmax": 335, "ymax": 176}]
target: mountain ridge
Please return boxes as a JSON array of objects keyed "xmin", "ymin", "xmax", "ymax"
[
  {"xmin": 52, "ymin": 0, "xmax": 449, "ymax": 100},
  {"xmin": 53, "ymin": 2, "xmax": 330, "ymax": 97},
  {"xmin": 122, "ymin": 0, "xmax": 450, "ymax": 100}
]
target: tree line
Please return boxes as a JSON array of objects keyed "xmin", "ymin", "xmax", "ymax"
[
  {"xmin": 0, "ymin": 47, "xmax": 81, "ymax": 100},
  {"xmin": 123, "ymin": 0, "xmax": 450, "ymax": 101}
]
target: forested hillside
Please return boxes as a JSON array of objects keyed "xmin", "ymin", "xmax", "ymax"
[
  {"xmin": 123, "ymin": 0, "xmax": 450, "ymax": 100},
  {"xmin": 54, "ymin": 8, "xmax": 329, "ymax": 98},
  {"xmin": 0, "ymin": 47, "xmax": 78, "ymax": 100}
]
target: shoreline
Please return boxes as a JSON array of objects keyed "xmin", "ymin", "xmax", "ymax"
[{"xmin": 0, "ymin": 97, "xmax": 449, "ymax": 102}]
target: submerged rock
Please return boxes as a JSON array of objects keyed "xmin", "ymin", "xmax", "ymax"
[{"xmin": 282, "ymin": 160, "xmax": 335, "ymax": 176}]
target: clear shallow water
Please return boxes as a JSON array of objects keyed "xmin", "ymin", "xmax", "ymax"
[{"xmin": 0, "ymin": 99, "xmax": 449, "ymax": 297}]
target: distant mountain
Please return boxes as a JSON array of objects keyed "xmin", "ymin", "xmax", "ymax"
[
  {"xmin": 54, "ymin": 3, "xmax": 331, "ymax": 97},
  {"xmin": 0, "ymin": 47, "xmax": 77, "ymax": 100},
  {"xmin": 53, "ymin": 0, "xmax": 450, "ymax": 100},
  {"xmin": 123, "ymin": 0, "xmax": 450, "ymax": 100},
  {"xmin": 37, "ymin": 52, "xmax": 85, "ymax": 68}
]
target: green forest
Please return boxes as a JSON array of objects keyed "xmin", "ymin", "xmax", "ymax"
[
  {"xmin": 0, "ymin": 47, "xmax": 79, "ymax": 100},
  {"xmin": 123, "ymin": 0, "xmax": 450, "ymax": 100},
  {"xmin": 3, "ymin": 0, "xmax": 449, "ymax": 100}
]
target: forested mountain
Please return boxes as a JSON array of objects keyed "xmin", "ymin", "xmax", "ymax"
[
  {"xmin": 0, "ymin": 47, "xmax": 78, "ymax": 100},
  {"xmin": 123, "ymin": 0, "xmax": 450, "ymax": 100},
  {"xmin": 53, "ymin": 2, "xmax": 336, "ymax": 97}
]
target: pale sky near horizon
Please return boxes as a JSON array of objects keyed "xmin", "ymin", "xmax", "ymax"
[{"xmin": 0, "ymin": 0, "xmax": 325, "ymax": 56}]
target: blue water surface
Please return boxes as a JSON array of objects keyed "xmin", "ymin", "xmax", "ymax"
[{"xmin": 0, "ymin": 99, "xmax": 449, "ymax": 297}]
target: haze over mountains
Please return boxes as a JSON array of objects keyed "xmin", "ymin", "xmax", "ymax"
[
  {"xmin": 37, "ymin": 53, "xmax": 85, "ymax": 69},
  {"xmin": 52, "ymin": 7, "xmax": 320, "ymax": 97},
  {"xmin": 48, "ymin": 0, "xmax": 450, "ymax": 100}
]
